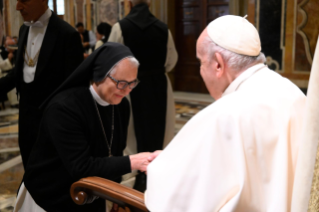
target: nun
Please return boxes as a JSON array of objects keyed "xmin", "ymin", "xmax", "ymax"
[{"xmin": 14, "ymin": 43, "xmax": 153, "ymax": 212}]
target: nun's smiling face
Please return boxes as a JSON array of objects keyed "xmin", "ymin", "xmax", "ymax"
[{"xmin": 93, "ymin": 58, "xmax": 138, "ymax": 105}]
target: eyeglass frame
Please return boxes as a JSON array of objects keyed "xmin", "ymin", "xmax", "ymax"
[{"xmin": 108, "ymin": 74, "xmax": 139, "ymax": 90}]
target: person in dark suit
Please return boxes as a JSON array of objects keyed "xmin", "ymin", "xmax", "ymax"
[
  {"xmin": 76, "ymin": 22, "xmax": 96, "ymax": 53},
  {"xmin": 0, "ymin": 0, "xmax": 83, "ymax": 168}
]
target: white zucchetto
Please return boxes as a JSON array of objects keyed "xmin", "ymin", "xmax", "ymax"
[{"xmin": 207, "ymin": 15, "xmax": 261, "ymax": 56}]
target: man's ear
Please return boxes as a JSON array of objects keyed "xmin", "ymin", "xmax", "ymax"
[
  {"xmin": 129, "ymin": 1, "xmax": 133, "ymax": 9},
  {"xmin": 214, "ymin": 52, "xmax": 225, "ymax": 78}
]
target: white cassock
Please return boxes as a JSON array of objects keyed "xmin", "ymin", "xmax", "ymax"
[
  {"xmin": 145, "ymin": 63, "xmax": 306, "ymax": 212},
  {"xmin": 108, "ymin": 23, "xmax": 178, "ymax": 153}
]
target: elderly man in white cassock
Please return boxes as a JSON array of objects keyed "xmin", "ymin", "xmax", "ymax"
[{"xmin": 145, "ymin": 15, "xmax": 306, "ymax": 211}]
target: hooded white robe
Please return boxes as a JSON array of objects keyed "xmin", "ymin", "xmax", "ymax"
[{"xmin": 145, "ymin": 63, "xmax": 306, "ymax": 212}]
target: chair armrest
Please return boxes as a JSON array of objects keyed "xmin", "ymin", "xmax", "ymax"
[{"xmin": 70, "ymin": 176, "xmax": 148, "ymax": 212}]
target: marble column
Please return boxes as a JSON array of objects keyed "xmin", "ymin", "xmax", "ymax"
[
  {"xmin": 96, "ymin": 0, "xmax": 119, "ymax": 26},
  {"xmin": 4, "ymin": 0, "xmax": 23, "ymax": 37},
  {"xmin": 64, "ymin": 0, "xmax": 71, "ymax": 25}
]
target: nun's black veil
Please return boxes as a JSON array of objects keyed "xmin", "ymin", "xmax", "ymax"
[{"xmin": 40, "ymin": 42, "xmax": 134, "ymax": 109}]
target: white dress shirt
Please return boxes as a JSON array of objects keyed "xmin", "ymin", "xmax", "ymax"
[{"xmin": 23, "ymin": 8, "xmax": 52, "ymax": 83}]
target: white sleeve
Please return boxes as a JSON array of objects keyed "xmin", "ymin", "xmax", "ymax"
[
  {"xmin": 0, "ymin": 57, "xmax": 13, "ymax": 72},
  {"xmin": 95, "ymin": 40, "xmax": 104, "ymax": 50},
  {"xmin": 164, "ymin": 30, "xmax": 178, "ymax": 73},
  {"xmin": 108, "ymin": 23, "xmax": 124, "ymax": 45},
  {"xmin": 88, "ymin": 31, "xmax": 97, "ymax": 47}
]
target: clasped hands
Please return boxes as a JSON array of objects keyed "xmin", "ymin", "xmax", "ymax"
[{"xmin": 129, "ymin": 150, "xmax": 162, "ymax": 173}]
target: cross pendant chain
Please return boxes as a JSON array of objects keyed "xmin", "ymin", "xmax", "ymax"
[
  {"xmin": 24, "ymin": 45, "xmax": 41, "ymax": 67},
  {"xmin": 92, "ymin": 95, "xmax": 115, "ymax": 158}
]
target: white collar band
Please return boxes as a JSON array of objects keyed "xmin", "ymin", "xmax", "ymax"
[{"xmin": 89, "ymin": 85, "xmax": 110, "ymax": 106}]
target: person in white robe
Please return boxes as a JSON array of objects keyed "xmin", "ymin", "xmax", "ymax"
[{"xmin": 145, "ymin": 15, "xmax": 306, "ymax": 211}]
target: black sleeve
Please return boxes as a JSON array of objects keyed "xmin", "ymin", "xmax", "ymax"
[
  {"xmin": 0, "ymin": 67, "xmax": 16, "ymax": 95},
  {"xmin": 119, "ymin": 97, "xmax": 130, "ymax": 139},
  {"xmin": 64, "ymin": 30, "xmax": 84, "ymax": 78},
  {"xmin": 44, "ymin": 103, "xmax": 131, "ymax": 181}
]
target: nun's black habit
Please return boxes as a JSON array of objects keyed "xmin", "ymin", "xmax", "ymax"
[{"xmin": 23, "ymin": 43, "xmax": 135, "ymax": 212}]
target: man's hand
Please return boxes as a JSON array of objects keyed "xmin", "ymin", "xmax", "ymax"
[
  {"xmin": 8, "ymin": 53, "xmax": 14, "ymax": 61},
  {"xmin": 83, "ymin": 42, "xmax": 90, "ymax": 48},
  {"xmin": 129, "ymin": 152, "xmax": 152, "ymax": 172},
  {"xmin": 148, "ymin": 150, "xmax": 162, "ymax": 162}
]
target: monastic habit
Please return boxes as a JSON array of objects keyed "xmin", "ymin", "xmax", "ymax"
[{"xmin": 108, "ymin": 2, "xmax": 178, "ymax": 153}]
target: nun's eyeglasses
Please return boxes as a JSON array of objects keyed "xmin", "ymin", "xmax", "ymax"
[{"xmin": 108, "ymin": 75, "xmax": 139, "ymax": 90}]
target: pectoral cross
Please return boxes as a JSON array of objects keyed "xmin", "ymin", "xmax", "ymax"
[{"xmin": 28, "ymin": 59, "xmax": 34, "ymax": 67}]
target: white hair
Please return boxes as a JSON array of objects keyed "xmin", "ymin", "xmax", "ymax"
[
  {"xmin": 108, "ymin": 56, "xmax": 140, "ymax": 75},
  {"xmin": 202, "ymin": 35, "xmax": 266, "ymax": 71}
]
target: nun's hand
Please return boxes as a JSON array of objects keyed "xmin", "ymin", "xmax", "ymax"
[{"xmin": 129, "ymin": 152, "xmax": 152, "ymax": 172}]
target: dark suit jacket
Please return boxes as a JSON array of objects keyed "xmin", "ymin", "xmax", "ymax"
[{"xmin": 0, "ymin": 12, "xmax": 83, "ymax": 168}]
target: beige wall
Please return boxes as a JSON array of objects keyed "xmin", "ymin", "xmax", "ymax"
[
  {"xmin": 2, "ymin": 0, "xmax": 23, "ymax": 37},
  {"xmin": 63, "ymin": 0, "xmax": 175, "ymax": 33}
]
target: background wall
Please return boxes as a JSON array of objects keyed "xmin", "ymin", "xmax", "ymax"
[
  {"xmin": 249, "ymin": 0, "xmax": 319, "ymax": 90},
  {"xmin": 63, "ymin": 0, "xmax": 172, "ymax": 31},
  {"xmin": 2, "ymin": 0, "xmax": 23, "ymax": 37},
  {"xmin": 2, "ymin": 0, "xmax": 318, "ymax": 91}
]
